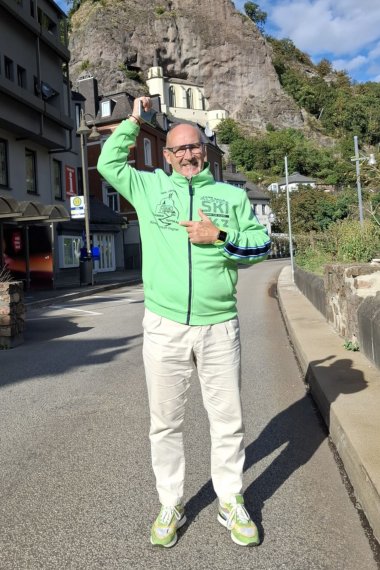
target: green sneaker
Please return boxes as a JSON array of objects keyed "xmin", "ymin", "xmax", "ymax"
[
  {"xmin": 150, "ymin": 505, "xmax": 186, "ymax": 548},
  {"xmin": 217, "ymin": 494, "xmax": 260, "ymax": 546}
]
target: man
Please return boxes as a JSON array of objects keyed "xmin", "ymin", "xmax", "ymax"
[{"xmin": 97, "ymin": 96, "xmax": 271, "ymax": 548}]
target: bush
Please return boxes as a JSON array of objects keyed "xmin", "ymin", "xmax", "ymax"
[
  {"xmin": 334, "ymin": 220, "xmax": 380, "ymax": 262},
  {"xmin": 294, "ymin": 219, "xmax": 380, "ymax": 273}
]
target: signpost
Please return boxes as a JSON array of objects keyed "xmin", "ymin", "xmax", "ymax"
[{"xmin": 70, "ymin": 196, "xmax": 85, "ymax": 220}]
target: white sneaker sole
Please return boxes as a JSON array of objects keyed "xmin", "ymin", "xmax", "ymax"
[
  {"xmin": 217, "ymin": 513, "xmax": 259, "ymax": 547},
  {"xmin": 150, "ymin": 515, "xmax": 187, "ymax": 548}
]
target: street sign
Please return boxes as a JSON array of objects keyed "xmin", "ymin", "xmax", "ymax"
[{"xmin": 70, "ymin": 195, "xmax": 85, "ymax": 219}]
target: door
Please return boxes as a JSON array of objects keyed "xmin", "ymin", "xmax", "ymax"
[{"xmin": 93, "ymin": 233, "xmax": 115, "ymax": 272}]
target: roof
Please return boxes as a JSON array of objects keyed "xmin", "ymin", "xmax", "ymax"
[
  {"xmin": 167, "ymin": 77, "xmax": 203, "ymax": 88},
  {"xmin": 246, "ymin": 183, "xmax": 270, "ymax": 201},
  {"xmin": 89, "ymin": 198, "xmax": 126, "ymax": 225},
  {"xmin": 278, "ymin": 171, "xmax": 316, "ymax": 185},
  {"xmin": 58, "ymin": 198, "xmax": 126, "ymax": 234},
  {"xmin": 222, "ymin": 170, "xmax": 247, "ymax": 183}
]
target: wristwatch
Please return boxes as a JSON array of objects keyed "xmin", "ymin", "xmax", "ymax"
[{"xmin": 214, "ymin": 229, "xmax": 227, "ymax": 245}]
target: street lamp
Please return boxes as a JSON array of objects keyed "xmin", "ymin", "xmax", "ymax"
[
  {"xmin": 351, "ymin": 135, "xmax": 377, "ymax": 226},
  {"xmin": 284, "ymin": 156, "xmax": 295, "ymax": 282},
  {"xmin": 76, "ymin": 110, "xmax": 100, "ymax": 285},
  {"xmin": 268, "ymin": 211, "xmax": 275, "ymax": 232}
]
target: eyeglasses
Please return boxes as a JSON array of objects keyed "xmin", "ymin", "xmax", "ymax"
[{"xmin": 165, "ymin": 143, "xmax": 204, "ymax": 158}]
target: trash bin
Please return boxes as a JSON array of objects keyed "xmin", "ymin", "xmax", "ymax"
[{"xmin": 79, "ymin": 257, "xmax": 93, "ymax": 285}]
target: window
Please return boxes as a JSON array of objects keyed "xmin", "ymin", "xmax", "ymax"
[
  {"xmin": 214, "ymin": 162, "xmax": 220, "ymax": 181},
  {"xmin": 101, "ymin": 100, "xmax": 111, "ymax": 117},
  {"xmin": 75, "ymin": 104, "xmax": 81, "ymax": 129},
  {"xmin": 169, "ymin": 85, "xmax": 176, "ymax": 107},
  {"xmin": 53, "ymin": 159, "xmax": 63, "ymax": 199},
  {"xmin": 17, "ymin": 65, "xmax": 26, "ymax": 88},
  {"xmin": 30, "ymin": 0, "xmax": 35, "ymax": 18},
  {"xmin": 0, "ymin": 139, "xmax": 9, "ymax": 187},
  {"xmin": 38, "ymin": 8, "xmax": 56, "ymax": 34},
  {"xmin": 186, "ymin": 88, "xmax": 193, "ymax": 109},
  {"xmin": 144, "ymin": 138, "xmax": 152, "ymax": 166},
  {"xmin": 4, "ymin": 57, "xmax": 14, "ymax": 81},
  {"xmin": 163, "ymin": 155, "xmax": 171, "ymax": 174},
  {"xmin": 25, "ymin": 149, "xmax": 37, "ymax": 193},
  {"xmin": 59, "ymin": 236, "xmax": 81, "ymax": 268},
  {"xmin": 104, "ymin": 185, "xmax": 120, "ymax": 212}
]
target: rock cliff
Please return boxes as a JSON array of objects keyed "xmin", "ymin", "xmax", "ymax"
[{"xmin": 68, "ymin": 0, "xmax": 303, "ymax": 130}]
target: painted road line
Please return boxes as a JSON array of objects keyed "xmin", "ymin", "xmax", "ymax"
[{"xmin": 50, "ymin": 305, "xmax": 102, "ymax": 315}]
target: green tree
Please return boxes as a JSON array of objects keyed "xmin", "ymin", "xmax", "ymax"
[
  {"xmin": 270, "ymin": 187, "xmax": 355, "ymax": 234},
  {"xmin": 244, "ymin": 2, "xmax": 267, "ymax": 32},
  {"xmin": 215, "ymin": 118, "xmax": 242, "ymax": 144},
  {"xmin": 316, "ymin": 58, "xmax": 333, "ymax": 77}
]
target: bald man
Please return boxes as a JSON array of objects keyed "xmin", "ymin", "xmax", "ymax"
[{"xmin": 98, "ymin": 96, "xmax": 271, "ymax": 548}]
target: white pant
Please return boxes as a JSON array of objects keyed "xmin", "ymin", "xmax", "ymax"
[{"xmin": 142, "ymin": 308, "xmax": 245, "ymax": 506}]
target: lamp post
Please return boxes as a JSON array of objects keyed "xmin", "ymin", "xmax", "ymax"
[
  {"xmin": 76, "ymin": 110, "xmax": 100, "ymax": 285},
  {"xmin": 284, "ymin": 156, "xmax": 295, "ymax": 282},
  {"xmin": 351, "ymin": 135, "xmax": 376, "ymax": 226}
]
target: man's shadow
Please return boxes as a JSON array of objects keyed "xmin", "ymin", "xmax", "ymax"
[{"xmin": 183, "ymin": 356, "xmax": 368, "ymax": 542}]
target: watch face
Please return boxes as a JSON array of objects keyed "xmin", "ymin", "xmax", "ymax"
[{"xmin": 218, "ymin": 230, "xmax": 227, "ymax": 242}]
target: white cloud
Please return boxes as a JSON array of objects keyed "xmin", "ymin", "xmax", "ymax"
[
  {"xmin": 332, "ymin": 55, "xmax": 368, "ymax": 73},
  {"xmin": 265, "ymin": 1, "xmax": 380, "ymax": 57},
  {"xmin": 369, "ymin": 42, "xmax": 380, "ymax": 59},
  {"xmin": 235, "ymin": 0, "xmax": 380, "ymax": 81}
]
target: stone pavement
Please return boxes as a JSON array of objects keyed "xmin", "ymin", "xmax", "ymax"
[{"xmin": 23, "ymin": 263, "xmax": 380, "ymax": 544}]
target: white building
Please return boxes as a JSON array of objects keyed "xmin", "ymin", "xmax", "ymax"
[
  {"xmin": 268, "ymin": 171, "xmax": 317, "ymax": 193},
  {"xmin": 146, "ymin": 59, "xmax": 228, "ymax": 131}
]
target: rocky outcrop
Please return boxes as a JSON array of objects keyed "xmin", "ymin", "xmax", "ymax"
[{"xmin": 68, "ymin": 0, "xmax": 303, "ymax": 130}]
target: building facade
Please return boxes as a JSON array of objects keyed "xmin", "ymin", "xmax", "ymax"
[
  {"xmin": 146, "ymin": 60, "xmax": 228, "ymax": 132},
  {"xmin": 0, "ymin": 0, "xmax": 73, "ymax": 288},
  {"xmin": 223, "ymin": 165, "xmax": 272, "ymax": 233}
]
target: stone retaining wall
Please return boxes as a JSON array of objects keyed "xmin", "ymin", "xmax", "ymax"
[
  {"xmin": 294, "ymin": 264, "xmax": 380, "ymax": 370},
  {"xmin": 0, "ymin": 282, "xmax": 25, "ymax": 348}
]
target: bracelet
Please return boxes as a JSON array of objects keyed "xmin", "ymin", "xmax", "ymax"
[{"xmin": 127, "ymin": 114, "xmax": 141, "ymax": 125}]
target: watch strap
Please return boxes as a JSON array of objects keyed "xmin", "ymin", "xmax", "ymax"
[{"xmin": 214, "ymin": 229, "xmax": 227, "ymax": 245}]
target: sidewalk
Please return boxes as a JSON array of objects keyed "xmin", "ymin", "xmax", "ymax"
[
  {"xmin": 278, "ymin": 265, "xmax": 380, "ymax": 544},
  {"xmin": 23, "ymin": 264, "xmax": 380, "ymax": 544}
]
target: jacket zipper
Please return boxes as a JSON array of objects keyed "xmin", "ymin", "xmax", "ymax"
[{"xmin": 186, "ymin": 180, "xmax": 194, "ymax": 325}]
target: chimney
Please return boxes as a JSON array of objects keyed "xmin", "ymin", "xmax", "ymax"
[{"xmin": 77, "ymin": 75, "xmax": 99, "ymax": 119}]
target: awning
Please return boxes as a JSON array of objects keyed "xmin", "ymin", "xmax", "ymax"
[
  {"xmin": 0, "ymin": 197, "xmax": 70, "ymax": 223},
  {"xmin": 42, "ymin": 204, "xmax": 71, "ymax": 222},
  {"xmin": 0, "ymin": 196, "xmax": 22, "ymax": 218}
]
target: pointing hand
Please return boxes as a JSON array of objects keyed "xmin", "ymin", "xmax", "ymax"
[{"xmin": 179, "ymin": 209, "xmax": 219, "ymax": 244}]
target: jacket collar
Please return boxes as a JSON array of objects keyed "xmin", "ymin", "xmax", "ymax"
[{"xmin": 170, "ymin": 162, "xmax": 215, "ymax": 188}]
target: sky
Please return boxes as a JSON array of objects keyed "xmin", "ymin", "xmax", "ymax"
[
  {"xmin": 56, "ymin": 0, "xmax": 380, "ymax": 84},
  {"xmin": 234, "ymin": 0, "xmax": 380, "ymax": 83}
]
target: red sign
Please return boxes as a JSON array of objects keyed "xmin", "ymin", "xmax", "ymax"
[
  {"xmin": 12, "ymin": 231, "xmax": 22, "ymax": 253},
  {"xmin": 65, "ymin": 166, "xmax": 77, "ymax": 198}
]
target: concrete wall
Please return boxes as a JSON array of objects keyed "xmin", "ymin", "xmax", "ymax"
[{"xmin": 294, "ymin": 264, "xmax": 380, "ymax": 370}]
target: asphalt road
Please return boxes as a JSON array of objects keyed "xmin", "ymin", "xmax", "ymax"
[{"xmin": 0, "ymin": 260, "xmax": 377, "ymax": 569}]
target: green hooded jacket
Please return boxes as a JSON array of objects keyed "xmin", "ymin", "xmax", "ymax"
[{"xmin": 97, "ymin": 119, "xmax": 271, "ymax": 325}]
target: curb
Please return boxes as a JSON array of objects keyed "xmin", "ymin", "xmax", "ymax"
[{"xmin": 277, "ymin": 265, "xmax": 380, "ymax": 544}]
